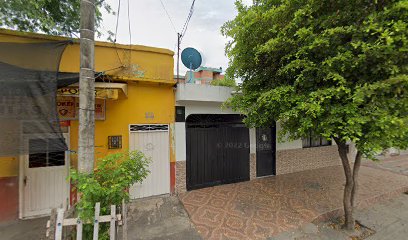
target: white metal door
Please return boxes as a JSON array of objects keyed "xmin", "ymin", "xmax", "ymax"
[
  {"xmin": 22, "ymin": 133, "xmax": 69, "ymax": 218},
  {"xmin": 129, "ymin": 125, "xmax": 170, "ymax": 199}
]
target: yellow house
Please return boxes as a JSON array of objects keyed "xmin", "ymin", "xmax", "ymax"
[{"xmin": 0, "ymin": 29, "xmax": 176, "ymax": 221}]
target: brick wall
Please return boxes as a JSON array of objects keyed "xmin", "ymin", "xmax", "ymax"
[
  {"xmin": 276, "ymin": 145, "xmax": 341, "ymax": 175},
  {"xmin": 250, "ymin": 153, "xmax": 256, "ymax": 180},
  {"xmin": 176, "ymin": 161, "xmax": 187, "ymax": 194}
]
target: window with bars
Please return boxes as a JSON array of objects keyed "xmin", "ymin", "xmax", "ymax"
[{"xmin": 302, "ymin": 133, "xmax": 332, "ymax": 148}]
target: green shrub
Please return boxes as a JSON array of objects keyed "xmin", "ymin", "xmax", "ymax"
[
  {"xmin": 70, "ymin": 151, "xmax": 150, "ymax": 239},
  {"xmin": 210, "ymin": 77, "xmax": 236, "ymax": 87}
]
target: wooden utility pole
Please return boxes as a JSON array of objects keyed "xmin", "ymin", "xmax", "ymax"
[
  {"xmin": 177, "ymin": 33, "xmax": 181, "ymax": 80},
  {"xmin": 78, "ymin": 0, "xmax": 95, "ymax": 174}
]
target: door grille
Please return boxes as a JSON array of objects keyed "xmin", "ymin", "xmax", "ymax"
[{"xmin": 129, "ymin": 124, "xmax": 169, "ymax": 132}]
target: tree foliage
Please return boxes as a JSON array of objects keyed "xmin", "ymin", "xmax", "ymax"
[
  {"xmin": 70, "ymin": 151, "xmax": 150, "ymax": 239},
  {"xmin": 222, "ymin": 0, "xmax": 408, "ymax": 229},
  {"xmin": 223, "ymin": 0, "xmax": 408, "ymax": 157},
  {"xmin": 0, "ymin": 0, "xmax": 113, "ymax": 37}
]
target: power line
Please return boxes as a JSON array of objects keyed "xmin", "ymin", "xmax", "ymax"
[
  {"xmin": 127, "ymin": 0, "xmax": 132, "ymax": 60},
  {"xmin": 114, "ymin": 0, "xmax": 123, "ymax": 65},
  {"xmin": 180, "ymin": 0, "xmax": 196, "ymax": 41},
  {"xmin": 177, "ymin": 0, "xmax": 197, "ymax": 79},
  {"xmin": 114, "ymin": 0, "xmax": 121, "ymax": 41},
  {"xmin": 159, "ymin": 0, "xmax": 177, "ymax": 34}
]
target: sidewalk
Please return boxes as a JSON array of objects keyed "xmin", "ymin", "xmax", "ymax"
[
  {"xmin": 127, "ymin": 195, "xmax": 201, "ymax": 240},
  {"xmin": 180, "ymin": 163, "xmax": 408, "ymax": 239},
  {"xmin": 270, "ymin": 193, "xmax": 408, "ymax": 240}
]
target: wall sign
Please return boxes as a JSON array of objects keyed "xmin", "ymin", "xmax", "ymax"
[
  {"xmin": 108, "ymin": 135, "xmax": 122, "ymax": 149},
  {"xmin": 58, "ymin": 87, "xmax": 118, "ymax": 99},
  {"xmin": 57, "ymin": 96, "xmax": 105, "ymax": 121}
]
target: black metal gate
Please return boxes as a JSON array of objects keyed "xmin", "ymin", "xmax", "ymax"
[{"xmin": 186, "ymin": 114, "xmax": 250, "ymax": 190}]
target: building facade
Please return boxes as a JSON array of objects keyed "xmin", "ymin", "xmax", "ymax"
[
  {"xmin": 174, "ymin": 81, "xmax": 355, "ymax": 194},
  {"xmin": 0, "ymin": 29, "xmax": 176, "ymax": 221}
]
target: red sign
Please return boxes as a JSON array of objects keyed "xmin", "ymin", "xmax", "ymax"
[
  {"xmin": 60, "ymin": 120, "xmax": 71, "ymax": 127},
  {"xmin": 57, "ymin": 96, "xmax": 105, "ymax": 121}
]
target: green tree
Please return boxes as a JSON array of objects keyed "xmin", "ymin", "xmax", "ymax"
[
  {"xmin": 222, "ymin": 0, "xmax": 408, "ymax": 229},
  {"xmin": 0, "ymin": 0, "xmax": 113, "ymax": 37}
]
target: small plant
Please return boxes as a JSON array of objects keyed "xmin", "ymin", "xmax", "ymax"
[
  {"xmin": 210, "ymin": 77, "xmax": 236, "ymax": 87},
  {"xmin": 70, "ymin": 151, "xmax": 150, "ymax": 239}
]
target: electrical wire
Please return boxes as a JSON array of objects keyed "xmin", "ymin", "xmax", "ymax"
[
  {"xmin": 180, "ymin": 0, "xmax": 196, "ymax": 41},
  {"xmin": 127, "ymin": 0, "xmax": 132, "ymax": 61},
  {"xmin": 114, "ymin": 0, "xmax": 124, "ymax": 65},
  {"xmin": 159, "ymin": 0, "xmax": 178, "ymax": 34},
  {"xmin": 114, "ymin": 0, "xmax": 121, "ymax": 41}
]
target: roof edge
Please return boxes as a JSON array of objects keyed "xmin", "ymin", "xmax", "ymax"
[{"xmin": 0, "ymin": 28, "xmax": 174, "ymax": 56}]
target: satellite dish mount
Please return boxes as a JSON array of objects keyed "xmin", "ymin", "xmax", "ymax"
[{"xmin": 181, "ymin": 48, "xmax": 202, "ymax": 83}]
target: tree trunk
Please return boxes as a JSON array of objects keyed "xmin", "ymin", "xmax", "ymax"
[
  {"xmin": 334, "ymin": 138, "xmax": 355, "ymax": 230},
  {"xmin": 78, "ymin": 0, "xmax": 96, "ymax": 174},
  {"xmin": 351, "ymin": 151, "xmax": 362, "ymax": 208}
]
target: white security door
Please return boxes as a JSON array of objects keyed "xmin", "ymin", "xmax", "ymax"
[
  {"xmin": 22, "ymin": 134, "xmax": 69, "ymax": 218},
  {"xmin": 129, "ymin": 124, "xmax": 170, "ymax": 199}
]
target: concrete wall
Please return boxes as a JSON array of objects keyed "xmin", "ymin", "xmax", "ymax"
[{"xmin": 176, "ymin": 84, "xmax": 234, "ymax": 103}]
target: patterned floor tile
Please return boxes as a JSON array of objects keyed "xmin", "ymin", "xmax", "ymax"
[{"xmin": 180, "ymin": 162, "xmax": 408, "ymax": 240}]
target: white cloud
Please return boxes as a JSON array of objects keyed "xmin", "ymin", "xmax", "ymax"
[{"xmin": 99, "ymin": 0, "xmax": 250, "ymax": 75}]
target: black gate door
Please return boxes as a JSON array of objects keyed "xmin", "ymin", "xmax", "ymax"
[
  {"xmin": 256, "ymin": 125, "xmax": 276, "ymax": 177},
  {"xmin": 186, "ymin": 114, "xmax": 250, "ymax": 190}
]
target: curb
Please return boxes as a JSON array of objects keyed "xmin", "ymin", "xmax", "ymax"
[{"xmin": 311, "ymin": 185, "xmax": 408, "ymax": 224}]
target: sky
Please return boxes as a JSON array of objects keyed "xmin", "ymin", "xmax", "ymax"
[{"xmin": 99, "ymin": 0, "xmax": 252, "ymax": 75}]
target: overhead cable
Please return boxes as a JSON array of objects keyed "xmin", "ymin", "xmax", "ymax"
[
  {"xmin": 159, "ymin": 0, "xmax": 178, "ymax": 34},
  {"xmin": 180, "ymin": 0, "xmax": 196, "ymax": 41}
]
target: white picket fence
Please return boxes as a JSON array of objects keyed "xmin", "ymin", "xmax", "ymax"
[{"xmin": 46, "ymin": 202, "xmax": 128, "ymax": 240}]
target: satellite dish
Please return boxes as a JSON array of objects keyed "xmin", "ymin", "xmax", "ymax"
[{"xmin": 181, "ymin": 47, "xmax": 202, "ymax": 70}]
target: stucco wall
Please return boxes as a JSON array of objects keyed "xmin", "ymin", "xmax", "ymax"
[
  {"xmin": 69, "ymin": 83, "xmax": 175, "ymax": 167},
  {"xmin": 0, "ymin": 29, "xmax": 176, "ymax": 220},
  {"xmin": 176, "ymin": 84, "xmax": 233, "ymax": 103}
]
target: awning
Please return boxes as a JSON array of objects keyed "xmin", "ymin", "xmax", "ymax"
[{"xmin": 57, "ymin": 82, "xmax": 128, "ymax": 100}]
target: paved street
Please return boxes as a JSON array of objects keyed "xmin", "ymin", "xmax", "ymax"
[{"xmin": 180, "ymin": 161, "xmax": 408, "ymax": 239}]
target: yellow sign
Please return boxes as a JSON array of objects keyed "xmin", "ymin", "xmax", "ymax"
[{"xmin": 57, "ymin": 88, "xmax": 119, "ymax": 100}]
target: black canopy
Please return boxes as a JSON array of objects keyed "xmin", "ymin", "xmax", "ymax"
[{"xmin": 0, "ymin": 41, "xmax": 70, "ymax": 156}]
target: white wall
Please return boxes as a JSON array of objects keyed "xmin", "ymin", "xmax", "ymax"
[
  {"xmin": 275, "ymin": 122, "xmax": 303, "ymax": 150},
  {"xmin": 175, "ymin": 122, "xmax": 186, "ymax": 162},
  {"xmin": 183, "ymin": 102, "xmax": 235, "ymax": 117},
  {"xmin": 176, "ymin": 84, "xmax": 234, "ymax": 103}
]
